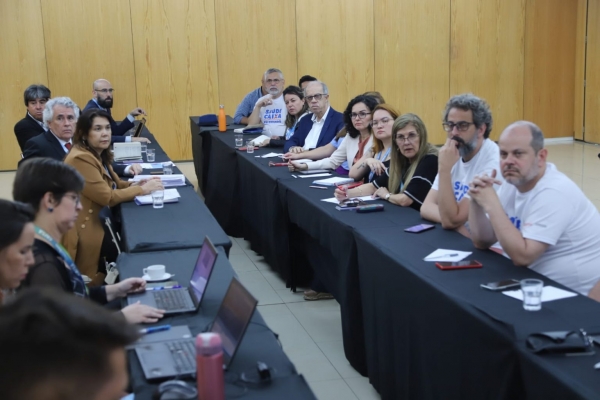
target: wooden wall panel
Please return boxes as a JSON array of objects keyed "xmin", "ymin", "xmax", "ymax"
[
  {"xmin": 524, "ymin": 0, "xmax": 578, "ymax": 139},
  {"xmin": 40, "ymin": 0, "xmax": 136, "ymax": 121},
  {"xmin": 584, "ymin": 0, "xmax": 600, "ymax": 143},
  {"xmin": 131, "ymin": 0, "xmax": 218, "ymax": 160},
  {"xmin": 0, "ymin": 0, "xmax": 48, "ymax": 170},
  {"xmin": 574, "ymin": 0, "xmax": 588, "ymax": 140},
  {"xmin": 450, "ymin": 0, "xmax": 525, "ymax": 140},
  {"xmin": 215, "ymin": 0, "xmax": 297, "ymax": 116},
  {"xmin": 296, "ymin": 0, "xmax": 374, "ymax": 112},
  {"xmin": 374, "ymin": 0, "xmax": 450, "ymax": 145}
]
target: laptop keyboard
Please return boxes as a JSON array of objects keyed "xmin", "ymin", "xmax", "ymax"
[
  {"xmin": 167, "ymin": 340, "xmax": 196, "ymax": 373},
  {"xmin": 153, "ymin": 289, "xmax": 189, "ymax": 310}
]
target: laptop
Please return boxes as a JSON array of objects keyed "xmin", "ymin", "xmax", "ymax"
[
  {"xmin": 134, "ymin": 277, "xmax": 258, "ymax": 380},
  {"xmin": 132, "ymin": 117, "xmax": 146, "ymax": 137},
  {"xmin": 127, "ymin": 237, "xmax": 218, "ymax": 314}
]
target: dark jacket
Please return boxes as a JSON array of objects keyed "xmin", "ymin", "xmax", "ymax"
[
  {"xmin": 14, "ymin": 113, "xmax": 45, "ymax": 152},
  {"xmin": 283, "ymin": 107, "xmax": 344, "ymax": 152}
]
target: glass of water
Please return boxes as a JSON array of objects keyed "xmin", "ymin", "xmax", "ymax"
[
  {"xmin": 521, "ymin": 279, "xmax": 543, "ymax": 311},
  {"xmin": 246, "ymin": 140, "xmax": 254, "ymax": 154},
  {"xmin": 141, "ymin": 143, "xmax": 147, "ymax": 153},
  {"xmin": 152, "ymin": 190, "xmax": 164, "ymax": 209},
  {"xmin": 146, "ymin": 148, "xmax": 155, "ymax": 162},
  {"xmin": 163, "ymin": 162, "xmax": 173, "ymax": 175},
  {"xmin": 235, "ymin": 134, "xmax": 244, "ymax": 147}
]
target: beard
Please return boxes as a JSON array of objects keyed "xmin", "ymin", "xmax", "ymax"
[
  {"xmin": 268, "ymin": 87, "xmax": 280, "ymax": 96},
  {"xmin": 452, "ymin": 135, "xmax": 478, "ymax": 158},
  {"xmin": 504, "ymin": 163, "xmax": 539, "ymax": 187},
  {"xmin": 97, "ymin": 97, "xmax": 113, "ymax": 109}
]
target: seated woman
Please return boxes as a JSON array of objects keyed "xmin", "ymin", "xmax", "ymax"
[
  {"xmin": 349, "ymin": 104, "xmax": 398, "ymax": 182},
  {"xmin": 284, "ymin": 92, "xmax": 385, "ymax": 163},
  {"xmin": 260, "ymin": 86, "xmax": 308, "ymax": 147},
  {"xmin": 63, "ymin": 109, "xmax": 163, "ymax": 285},
  {"xmin": 288, "ymin": 94, "xmax": 379, "ymax": 175},
  {"xmin": 335, "ymin": 113, "xmax": 438, "ymax": 211},
  {"xmin": 14, "ymin": 157, "xmax": 165, "ymax": 324},
  {"xmin": 0, "ymin": 200, "xmax": 35, "ymax": 301}
]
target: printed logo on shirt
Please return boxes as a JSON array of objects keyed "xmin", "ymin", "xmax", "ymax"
[
  {"xmin": 263, "ymin": 109, "xmax": 283, "ymax": 123},
  {"xmin": 453, "ymin": 181, "xmax": 469, "ymax": 202},
  {"xmin": 508, "ymin": 216, "xmax": 522, "ymax": 230}
]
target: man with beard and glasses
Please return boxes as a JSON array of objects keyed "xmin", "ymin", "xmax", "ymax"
[
  {"xmin": 246, "ymin": 68, "xmax": 288, "ymax": 138},
  {"xmin": 421, "ymin": 93, "xmax": 501, "ymax": 236},
  {"xmin": 83, "ymin": 79, "xmax": 149, "ymax": 143},
  {"xmin": 467, "ymin": 121, "xmax": 600, "ymax": 296}
]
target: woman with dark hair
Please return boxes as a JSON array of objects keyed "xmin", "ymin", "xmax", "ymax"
[
  {"xmin": 288, "ymin": 94, "xmax": 379, "ymax": 175},
  {"xmin": 63, "ymin": 109, "xmax": 163, "ymax": 285},
  {"xmin": 261, "ymin": 86, "xmax": 309, "ymax": 147},
  {"xmin": 336, "ymin": 113, "xmax": 438, "ymax": 211},
  {"xmin": 0, "ymin": 200, "xmax": 35, "ymax": 294},
  {"xmin": 14, "ymin": 157, "xmax": 165, "ymax": 323}
]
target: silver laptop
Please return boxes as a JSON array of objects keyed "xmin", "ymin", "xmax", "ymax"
[
  {"xmin": 127, "ymin": 237, "xmax": 218, "ymax": 314},
  {"xmin": 134, "ymin": 277, "xmax": 258, "ymax": 380}
]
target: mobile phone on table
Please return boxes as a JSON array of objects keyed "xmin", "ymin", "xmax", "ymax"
[
  {"xmin": 480, "ymin": 279, "xmax": 520, "ymax": 291},
  {"xmin": 435, "ymin": 260, "xmax": 483, "ymax": 270},
  {"xmin": 404, "ymin": 224, "xmax": 435, "ymax": 233}
]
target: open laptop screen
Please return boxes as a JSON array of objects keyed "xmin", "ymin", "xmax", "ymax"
[
  {"xmin": 189, "ymin": 237, "xmax": 218, "ymax": 303},
  {"xmin": 210, "ymin": 278, "xmax": 258, "ymax": 368}
]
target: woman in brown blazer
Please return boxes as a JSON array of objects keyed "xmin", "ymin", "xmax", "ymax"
[{"xmin": 63, "ymin": 109, "xmax": 163, "ymax": 285}]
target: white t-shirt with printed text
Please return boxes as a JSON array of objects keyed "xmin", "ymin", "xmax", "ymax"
[
  {"xmin": 496, "ymin": 163, "xmax": 600, "ymax": 295},
  {"xmin": 259, "ymin": 95, "xmax": 287, "ymax": 138}
]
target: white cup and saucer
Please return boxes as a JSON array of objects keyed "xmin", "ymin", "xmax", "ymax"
[{"xmin": 142, "ymin": 265, "xmax": 174, "ymax": 282}]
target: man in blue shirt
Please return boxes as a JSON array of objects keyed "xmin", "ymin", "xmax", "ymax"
[{"xmin": 233, "ymin": 72, "xmax": 273, "ymax": 125}]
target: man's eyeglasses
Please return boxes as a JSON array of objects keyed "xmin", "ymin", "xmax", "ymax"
[
  {"xmin": 306, "ymin": 94, "xmax": 325, "ymax": 102},
  {"xmin": 95, "ymin": 88, "xmax": 115, "ymax": 94},
  {"xmin": 442, "ymin": 121, "xmax": 474, "ymax": 132},
  {"xmin": 266, "ymin": 79, "xmax": 281, "ymax": 84},
  {"xmin": 350, "ymin": 111, "xmax": 371, "ymax": 120},
  {"xmin": 370, "ymin": 117, "xmax": 392, "ymax": 127},
  {"xmin": 394, "ymin": 132, "xmax": 419, "ymax": 143}
]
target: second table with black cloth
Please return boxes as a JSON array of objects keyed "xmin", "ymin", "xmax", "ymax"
[{"xmin": 118, "ymin": 248, "xmax": 316, "ymax": 400}]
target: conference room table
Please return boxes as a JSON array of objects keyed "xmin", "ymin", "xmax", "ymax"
[
  {"xmin": 118, "ymin": 248, "xmax": 316, "ymax": 399},
  {"xmin": 194, "ymin": 126, "xmax": 600, "ymax": 399}
]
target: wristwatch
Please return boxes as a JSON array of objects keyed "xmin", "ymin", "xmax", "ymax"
[{"xmin": 385, "ymin": 193, "xmax": 391, "ymax": 201}]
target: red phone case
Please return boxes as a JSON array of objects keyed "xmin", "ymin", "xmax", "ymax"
[{"xmin": 435, "ymin": 260, "xmax": 483, "ymax": 270}]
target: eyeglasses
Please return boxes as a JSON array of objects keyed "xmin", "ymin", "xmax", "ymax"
[
  {"xmin": 370, "ymin": 117, "xmax": 392, "ymax": 127},
  {"xmin": 350, "ymin": 111, "xmax": 371, "ymax": 120},
  {"xmin": 442, "ymin": 121, "xmax": 474, "ymax": 132},
  {"xmin": 394, "ymin": 132, "xmax": 419, "ymax": 143},
  {"xmin": 266, "ymin": 79, "xmax": 281, "ymax": 84},
  {"xmin": 306, "ymin": 94, "xmax": 325, "ymax": 102},
  {"xmin": 95, "ymin": 88, "xmax": 115, "ymax": 94},
  {"xmin": 64, "ymin": 193, "xmax": 81, "ymax": 204}
]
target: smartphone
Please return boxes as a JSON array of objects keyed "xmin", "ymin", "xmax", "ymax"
[
  {"xmin": 435, "ymin": 260, "xmax": 483, "ymax": 270},
  {"xmin": 480, "ymin": 279, "xmax": 520, "ymax": 291},
  {"xmin": 405, "ymin": 224, "xmax": 435, "ymax": 233}
]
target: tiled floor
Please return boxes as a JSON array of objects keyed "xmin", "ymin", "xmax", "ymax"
[{"xmin": 2, "ymin": 141, "xmax": 600, "ymax": 399}]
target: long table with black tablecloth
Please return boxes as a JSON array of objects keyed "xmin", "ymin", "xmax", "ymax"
[
  {"xmin": 195, "ymin": 124, "xmax": 600, "ymax": 399},
  {"xmin": 118, "ymin": 248, "xmax": 316, "ymax": 400}
]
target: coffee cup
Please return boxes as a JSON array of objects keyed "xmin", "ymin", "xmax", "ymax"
[{"xmin": 143, "ymin": 264, "xmax": 166, "ymax": 280}]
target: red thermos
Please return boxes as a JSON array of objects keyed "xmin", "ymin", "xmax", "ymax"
[
  {"xmin": 196, "ymin": 332, "xmax": 225, "ymax": 400},
  {"xmin": 218, "ymin": 105, "xmax": 226, "ymax": 132}
]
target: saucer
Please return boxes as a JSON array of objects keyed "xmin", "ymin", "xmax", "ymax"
[{"xmin": 142, "ymin": 273, "xmax": 174, "ymax": 282}]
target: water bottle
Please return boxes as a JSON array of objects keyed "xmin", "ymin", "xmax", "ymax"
[
  {"xmin": 218, "ymin": 105, "xmax": 226, "ymax": 132},
  {"xmin": 196, "ymin": 332, "xmax": 225, "ymax": 400}
]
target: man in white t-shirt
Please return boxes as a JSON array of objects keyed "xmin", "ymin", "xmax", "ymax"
[
  {"xmin": 468, "ymin": 121, "xmax": 600, "ymax": 295},
  {"xmin": 247, "ymin": 68, "xmax": 287, "ymax": 138},
  {"xmin": 421, "ymin": 94, "xmax": 500, "ymax": 235}
]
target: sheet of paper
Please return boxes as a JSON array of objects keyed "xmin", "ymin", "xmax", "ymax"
[
  {"xmin": 312, "ymin": 177, "xmax": 354, "ymax": 186},
  {"xmin": 131, "ymin": 174, "xmax": 186, "ymax": 187},
  {"xmin": 259, "ymin": 152, "xmax": 284, "ymax": 158},
  {"xmin": 140, "ymin": 162, "xmax": 174, "ymax": 169},
  {"xmin": 424, "ymin": 249, "xmax": 472, "ymax": 262},
  {"xmin": 320, "ymin": 196, "xmax": 376, "ymax": 204},
  {"xmin": 299, "ymin": 173, "xmax": 331, "ymax": 178},
  {"xmin": 502, "ymin": 286, "xmax": 578, "ymax": 302},
  {"xmin": 248, "ymin": 135, "xmax": 270, "ymax": 146},
  {"xmin": 135, "ymin": 188, "xmax": 181, "ymax": 205}
]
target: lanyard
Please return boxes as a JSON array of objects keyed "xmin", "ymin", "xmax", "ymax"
[{"xmin": 369, "ymin": 146, "xmax": 392, "ymax": 182}]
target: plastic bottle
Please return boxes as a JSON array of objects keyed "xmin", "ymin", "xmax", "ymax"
[
  {"xmin": 196, "ymin": 332, "xmax": 225, "ymax": 400},
  {"xmin": 218, "ymin": 105, "xmax": 226, "ymax": 132}
]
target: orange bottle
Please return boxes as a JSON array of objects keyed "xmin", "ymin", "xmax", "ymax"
[{"xmin": 218, "ymin": 105, "xmax": 226, "ymax": 132}]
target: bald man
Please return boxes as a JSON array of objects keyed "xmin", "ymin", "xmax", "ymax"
[{"xmin": 83, "ymin": 79, "xmax": 149, "ymax": 143}]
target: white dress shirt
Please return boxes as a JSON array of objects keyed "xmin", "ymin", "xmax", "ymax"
[{"xmin": 303, "ymin": 106, "xmax": 330, "ymax": 150}]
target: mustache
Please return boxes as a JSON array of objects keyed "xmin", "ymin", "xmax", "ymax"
[{"xmin": 451, "ymin": 136, "xmax": 466, "ymax": 147}]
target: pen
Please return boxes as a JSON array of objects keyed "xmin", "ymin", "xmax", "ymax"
[
  {"xmin": 146, "ymin": 285, "xmax": 182, "ymax": 291},
  {"xmin": 140, "ymin": 325, "xmax": 171, "ymax": 335},
  {"xmin": 292, "ymin": 174, "xmax": 298, "ymax": 178},
  {"xmin": 428, "ymin": 253, "xmax": 459, "ymax": 259}
]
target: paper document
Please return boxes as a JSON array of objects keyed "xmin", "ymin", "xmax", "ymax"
[
  {"xmin": 131, "ymin": 174, "xmax": 186, "ymax": 187},
  {"xmin": 312, "ymin": 177, "xmax": 354, "ymax": 186},
  {"xmin": 299, "ymin": 173, "xmax": 331, "ymax": 178},
  {"xmin": 141, "ymin": 162, "xmax": 174, "ymax": 169},
  {"xmin": 248, "ymin": 135, "xmax": 270, "ymax": 146},
  {"xmin": 134, "ymin": 189, "xmax": 181, "ymax": 206},
  {"xmin": 321, "ymin": 196, "xmax": 375, "ymax": 204},
  {"xmin": 424, "ymin": 249, "xmax": 472, "ymax": 262},
  {"xmin": 502, "ymin": 286, "xmax": 577, "ymax": 302},
  {"xmin": 259, "ymin": 152, "xmax": 284, "ymax": 158},
  {"xmin": 114, "ymin": 142, "xmax": 142, "ymax": 161}
]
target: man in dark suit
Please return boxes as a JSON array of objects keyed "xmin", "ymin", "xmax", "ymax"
[
  {"xmin": 13, "ymin": 84, "xmax": 51, "ymax": 151},
  {"xmin": 283, "ymin": 81, "xmax": 344, "ymax": 153},
  {"xmin": 83, "ymin": 79, "xmax": 149, "ymax": 144}
]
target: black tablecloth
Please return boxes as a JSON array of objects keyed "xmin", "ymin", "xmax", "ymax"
[{"xmin": 118, "ymin": 248, "xmax": 315, "ymax": 400}]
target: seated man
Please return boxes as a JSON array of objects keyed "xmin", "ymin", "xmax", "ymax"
[
  {"xmin": 233, "ymin": 72, "xmax": 271, "ymax": 125},
  {"xmin": 420, "ymin": 93, "xmax": 500, "ymax": 235},
  {"xmin": 298, "ymin": 74, "xmax": 317, "ymax": 90},
  {"xmin": 468, "ymin": 121, "xmax": 600, "ymax": 296},
  {"xmin": 13, "ymin": 84, "xmax": 51, "ymax": 152},
  {"xmin": 246, "ymin": 68, "xmax": 287, "ymax": 138},
  {"xmin": 83, "ymin": 79, "xmax": 149, "ymax": 143},
  {"xmin": 0, "ymin": 288, "xmax": 139, "ymax": 400},
  {"xmin": 284, "ymin": 81, "xmax": 344, "ymax": 153}
]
